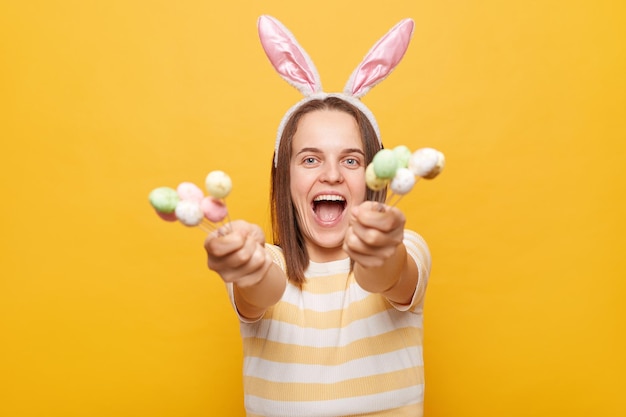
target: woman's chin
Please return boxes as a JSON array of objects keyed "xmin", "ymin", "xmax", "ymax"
[{"xmin": 304, "ymin": 229, "xmax": 349, "ymax": 261}]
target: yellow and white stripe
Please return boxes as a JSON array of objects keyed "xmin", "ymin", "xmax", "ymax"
[{"xmin": 227, "ymin": 230, "xmax": 431, "ymax": 417}]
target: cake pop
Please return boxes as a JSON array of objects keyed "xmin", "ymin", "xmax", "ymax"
[
  {"xmin": 409, "ymin": 147, "xmax": 446, "ymax": 179},
  {"xmin": 149, "ymin": 170, "xmax": 234, "ymax": 234},
  {"xmin": 366, "ymin": 146, "xmax": 445, "ymax": 208},
  {"xmin": 205, "ymin": 170, "xmax": 232, "ymax": 199}
]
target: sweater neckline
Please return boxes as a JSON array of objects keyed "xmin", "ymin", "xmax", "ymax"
[{"xmin": 305, "ymin": 257, "xmax": 351, "ymax": 277}]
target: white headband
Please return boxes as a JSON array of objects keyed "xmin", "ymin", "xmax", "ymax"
[{"xmin": 257, "ymin": 15, "xmax": 415, "ymax": 166}]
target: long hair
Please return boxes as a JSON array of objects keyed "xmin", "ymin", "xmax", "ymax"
[{"xmin": 270, "ymin": 96, "xmax": 385, "ymax": 286}]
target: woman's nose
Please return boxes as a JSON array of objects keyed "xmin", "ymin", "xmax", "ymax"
[{"xmin": 320, "ymin": 162, "xmax": 344, "ymax": 183}]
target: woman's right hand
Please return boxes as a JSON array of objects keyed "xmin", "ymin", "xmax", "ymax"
[{"xmin": 204, "ymin": 220, "xmax": 273, "ymax": 288}]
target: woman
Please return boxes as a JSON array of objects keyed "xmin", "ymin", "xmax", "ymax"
[{"xmin": 204, "ymin": 96, "xmax": 431, "ymax": 416}]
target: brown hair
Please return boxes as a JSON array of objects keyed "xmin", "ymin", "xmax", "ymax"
[{"xmin": 270, "ymin": 96, "xmax": 385, "ymax": 286}]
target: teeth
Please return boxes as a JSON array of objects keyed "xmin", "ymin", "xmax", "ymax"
[{"xmin": 314, "ymin": 195, "xmax": 345, "ymax": 202}]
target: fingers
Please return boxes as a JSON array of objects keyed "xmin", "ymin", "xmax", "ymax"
[
  {"xmin": 220, "ymin": 247, "xmax": 272, "ymax": 288},
  {"xmin": 343, "ymin": 201, "xmax": 406, "ymax": 267},
  {"xmin": 204, "ymin": 229, "xmax": 246, "ymax": 258},
  {"xmin": 204, "ymin": 220, "xmax": 267, "ymax": 256},
  {"xmin": 204, "ymin": 222, "xmax": 272, "ymax": 287},
  {"xmin": 222, "ymin": 220, "xmax": 266, "ymax": 245},
  {"xmin": 348, "ymin": 202, "xmax": 405, "ymax": 245},
  {"xmin": 343, "ymin": 234, "xmax": 397, "ymax": 268},
  {"xmin": 350, "ymin": 201, "xmax": 406, "ymax": 233}
]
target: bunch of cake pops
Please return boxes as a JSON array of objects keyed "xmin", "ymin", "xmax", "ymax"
[
  {"xmin": 149, "ymin": 170, "xmax": 232, "ymax": 234},
  {"xmin": 366, "ymin": 146, "xmax": 445, "ymax": 207}
]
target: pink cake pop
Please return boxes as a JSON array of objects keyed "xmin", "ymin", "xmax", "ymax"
[
  {"xmin": 177, "ymin": 182, "xmax": 204, "ymax": 202},
  {"xmin": 201, "ymin": 196, "xmax": 228, "ymax": 223}
]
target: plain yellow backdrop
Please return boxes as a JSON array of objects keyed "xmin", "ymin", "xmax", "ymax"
[{"xmin": 1, "ymin": 0, "xmax": 625, "ymax": 416}]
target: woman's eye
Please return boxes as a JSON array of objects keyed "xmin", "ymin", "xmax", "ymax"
[
  {"xmin": 304, "ymin": 157, "xmax": 317, "ymax": 164},
  {"xmin": 344, "ymin": 158, "xmax": 360, "ymax": 166}
]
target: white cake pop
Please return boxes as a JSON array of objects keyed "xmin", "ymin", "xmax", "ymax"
[
  {"xmin": 409, "ymin": 148, "xmax": 445, "ymax": 179},
  {"xmin": 390, "ymin": 167, "xmax": 416, "ymax": 195},
  {"xmin": 175, "ymin": 200, "xmax": 204, "ymax": 226}
]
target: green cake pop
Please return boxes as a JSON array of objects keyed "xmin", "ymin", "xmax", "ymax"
[
  {"xmin": 392, "ymin": 145, "xmax": 412, "ymax": 168},
  {"xmin": 372, "ymin": 149, "xmax": 399, "ymax": 179},
  {"xmin": 149, "ymin": 187, "xmax": 179, "ymax": 214}
]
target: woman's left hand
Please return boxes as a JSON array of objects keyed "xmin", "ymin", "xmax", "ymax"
[{"xmin": 343, "ymin": 201, "xmax": 406, "ymax": 268}]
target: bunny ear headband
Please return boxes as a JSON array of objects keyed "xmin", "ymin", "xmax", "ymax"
[{"xmin": 257, "ymin": 15, "xmax": 415, "ymax": 166}]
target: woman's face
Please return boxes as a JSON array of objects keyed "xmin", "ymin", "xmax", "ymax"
[{"xmin": 289, "ymin": 109, "xmax": 367, "ymax": 262}]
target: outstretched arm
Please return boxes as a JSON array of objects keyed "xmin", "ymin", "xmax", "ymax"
[
  {"xmin": 343, "ymin": 201, "xmax": 419, "ymax": 306},
  {"xmin": 205, "ymin": 220, "xmax": 287, "ymax": 320}
]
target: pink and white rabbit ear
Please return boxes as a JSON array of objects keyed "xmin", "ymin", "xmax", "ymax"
[
  {"xmin": 258, "ymin": 15, "xmax": 322, "ymax": 96},
  {"xmin": 344, "ymin": 18, "xmax": 415, "ymax": 98}
]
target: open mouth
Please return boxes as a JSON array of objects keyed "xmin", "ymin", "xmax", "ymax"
[{"xmin": 312, "ymin": 194, "xmax": 347, "ymax": 223}]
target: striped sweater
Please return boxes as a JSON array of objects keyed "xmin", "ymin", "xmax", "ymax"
[{"xmin": 227, "ymin": 230, "xmax": 431, "ymax": 417}]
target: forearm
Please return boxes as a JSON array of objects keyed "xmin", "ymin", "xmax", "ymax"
[
  {"xmin": 233, "ymin": 262, "xmax": 286, "ymax": 320},
  {"xmin": 354, "ymin": 243, "xmax": 419, "ymax": 305}
]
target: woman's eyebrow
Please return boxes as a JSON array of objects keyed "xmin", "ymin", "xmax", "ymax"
[
  {"xmin": 342, "ymin": 148, "xmax": 365, "ymax": 156},
  {"xmin": 295, "ymin": 147, "xmax": 365, "ymax": 156},
  {"xmin": 295, "ymin": 147, "xmax": 322, "ymax": 156}
]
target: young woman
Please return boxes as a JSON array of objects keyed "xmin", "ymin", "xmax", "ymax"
[
  {"xmin": 204, "ymin": 96, "xmax": 431, "ymax": 416},
  {"xmin": 204, "ymin": 15, "xmax": 431, "ymax": 417}
]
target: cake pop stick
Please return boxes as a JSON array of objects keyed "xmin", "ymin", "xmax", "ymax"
[{"xmin": 201, "ymin": 195, "xmax": 229, "ymax": 231}]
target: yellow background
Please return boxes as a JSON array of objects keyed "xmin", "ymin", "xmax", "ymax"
[{"xmin": 2, "ymin": 0, "xmax": 625, "ymax": 416}]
